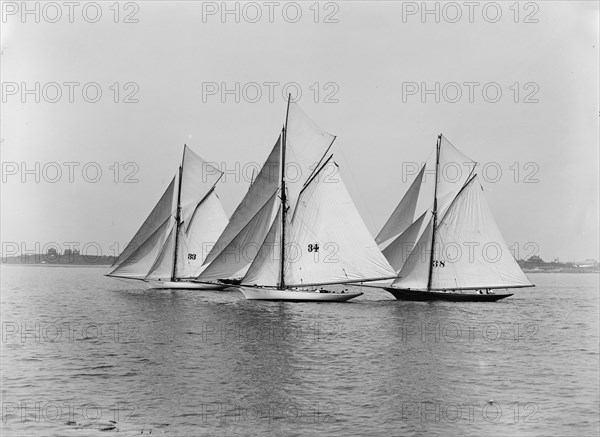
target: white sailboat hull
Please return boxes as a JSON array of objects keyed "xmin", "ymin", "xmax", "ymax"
[
  {"xmin": 147, "ymin": 280, "xmax": 227, "ymax": 290},
  {"xmin": 239, "ymin": 286, "xmax": 362, "ymax": 302}
]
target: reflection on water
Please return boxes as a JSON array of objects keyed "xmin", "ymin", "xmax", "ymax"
[{"xmin": 1, "ymin": 266, "xmax": 598, "ymax": 436}]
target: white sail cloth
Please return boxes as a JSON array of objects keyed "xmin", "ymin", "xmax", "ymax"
[
  {"xmin": 392, "ymin": 176, "xmax": 532, "ymax": 290},
  {"xmin": 202, "ymin": 136, "xmax": 281, "ymax": 267},
  {"xmin": 243, "ymin": 162, "xmax": 396, "ymax": 287},
  {"xmin": 284, "ymin": 102, "xmax": 336, "ymax": 215},
  {"xmin": 379, "ymin": 135, "xmax": 478, "ymax": 272},
  {"xmin": 376, "ymin": 166, "xmax": 425, "ymax": 245},
  {"xmin": 106, "ymin": 177, "xmax": 176, "ymax": 278},
  {"xmin": 107, "ymin": 147, "xmax": 228, "ymax": 280}
]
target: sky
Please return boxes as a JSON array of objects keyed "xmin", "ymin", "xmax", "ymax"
[{"xmin": 1, "ymin": 1, "xmax": 599, "ymax": 262}]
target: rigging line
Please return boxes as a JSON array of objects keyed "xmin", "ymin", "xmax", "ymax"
[
  {"xmin": 291, "ymin": 154, "xmax": 335, "ymax": 223},
  {"xmin": 437, "ymin": 173, "xmax": 478, "ymax": 228},
  {"xmin": 302, "ymin": 135, "xmax": 338, "ymax": 189}
]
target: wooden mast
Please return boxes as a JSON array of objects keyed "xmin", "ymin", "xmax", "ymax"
[
  {"xmin": 279, "ymin": 95, "xmax": 291, "ymax": 290},
  {"xmin": 427, "ymin": 134, "xmax": 442, "ymax": 291},
  {"xmin": 171, "ymin": 146, "xmax": 184, "ymax": 281}
]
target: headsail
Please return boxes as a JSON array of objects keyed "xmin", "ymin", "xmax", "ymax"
[
  {"xmin": 242, "ymin": 204, "xmax": 285, "ymax": 287},
  {"xmin": 197, "ymin": 190, "xmax": 279, "ymax": 281},
  {"xmin": 106, "ymin": 177, "xmax": 176, "ymax": 278},
  {"xmin": 382, "ymin": 211, "xmax": 428, "ymax": 273},
  {"xmin": 146, "ymin": 227, "xmax": 176, "ymax": 280},
  {"xmin": 391, "ymin": 218, "xmax": 433, "ymax": 290},
  {"xmin": 376, "ymin": 165, "xmax": 425, "ymax": 245},
  {"xmin": 108, "ymin": 216, "xmax": 175, "ymax": 279},
  {"xmin": 200, "ymin": 135, "xmax": 281, "ymax": 274}
]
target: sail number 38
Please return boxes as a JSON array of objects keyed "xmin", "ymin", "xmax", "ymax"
[{"xmin": 432, "ymin": 260, "xmax": 446, "ymax": 267}]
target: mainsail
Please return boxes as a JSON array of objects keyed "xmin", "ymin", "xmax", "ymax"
[{"xmin": 106, "ymin": 146, "xmax": 228, "ymax": 281}]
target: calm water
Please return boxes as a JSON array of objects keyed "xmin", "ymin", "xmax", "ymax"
[{"xmin": 1, "ymin": 266, "xmax": 598, "ymax": 436}]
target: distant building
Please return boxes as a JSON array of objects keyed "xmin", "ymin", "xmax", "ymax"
[{"xmin": 572, "ymin": 259, "xmax": 599, "ymax": 268}]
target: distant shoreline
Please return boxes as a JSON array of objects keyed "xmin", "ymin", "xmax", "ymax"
[
  {"xmin": 1, "ymin": 263, "xmax": 111, "ymax": 268},
  {"xmin": 1, "ymin": 254, "xmax": 115, "ymax": 267}
]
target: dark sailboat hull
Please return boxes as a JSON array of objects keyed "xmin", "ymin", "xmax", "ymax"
[{"xmin": 383, "ymin": 288, "xmax": 513, "ymax": 302}]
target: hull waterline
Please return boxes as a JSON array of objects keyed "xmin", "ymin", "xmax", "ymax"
[
  {"xmin": 147, "ymin": 280, "xmax": 227, "ymax": 291},
  {"xmin": 384, "ymin": 288, "xmax": 513, "ymax": 302},
  {"xmin": 239, "ymin": 287, "xmax": 362, "ymax": 302}
]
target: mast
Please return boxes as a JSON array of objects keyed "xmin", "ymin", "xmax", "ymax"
[
  {"xmin": 279, "ymin": 95, "xmax": 291, "ymax": 289},
  {"xmin": 171, "ymin": 147, "xmax": 184, "ymax": 281},
  {"xmin": 427, "ymin": 134, "xmax": 442, "ymax": 291}
]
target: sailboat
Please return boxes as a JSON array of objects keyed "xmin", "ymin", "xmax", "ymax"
[
  {"xmin": 237, "ymin": 97, "xmax": 397, "ymax": 302},
  {"xmin": 105, "ymin": 146, "xmax": 229, "ymax": 290},
  {"xmin": 378, "ymin": 134, "xmax": 534, "ymax": 301}
]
